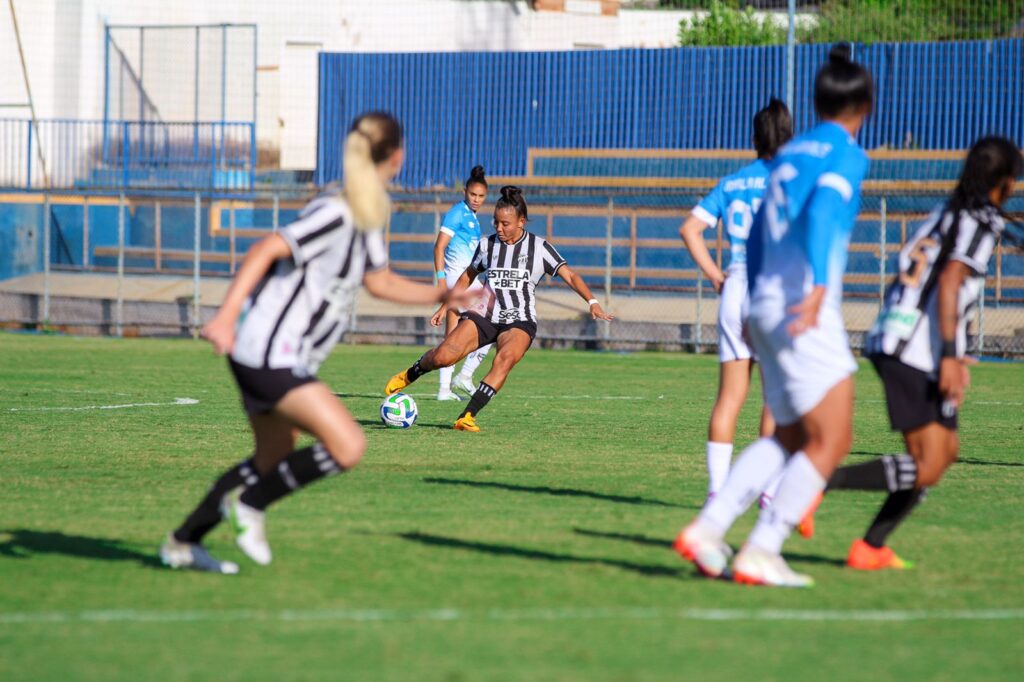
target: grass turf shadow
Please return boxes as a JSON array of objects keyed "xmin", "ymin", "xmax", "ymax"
[
  {"xmin": 422, "ymin": 477, "xmax": 696, "ymax": 509},
  {"xmin": 396, "ymin": 531, "xmax": 697, "ymax": 580},
  {"xmin": 0, "ymin": 528, "xmax": 163, "ymax": 568},
  {"xmin": 851, "ymin": 451, "xmax": 1023, "ymax": 468}
]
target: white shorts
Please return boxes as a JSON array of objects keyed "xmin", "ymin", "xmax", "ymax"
[
  {"xmin": 747, "ymin": 306, "xmax": 857, "ymax": 427},
  {"xmin": 445, "ymin": 266, "xmax": 484, "ymax": 314},
  {"xmin": 718, "ymin": 270, "xmax": 752, "ymax": 363}
]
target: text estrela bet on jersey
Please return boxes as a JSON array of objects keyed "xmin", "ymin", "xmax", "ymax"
[
  {"xmin": 471, "ymin": 232, "xmax": 566, "ymax": 324},
  {"xmin": 867, "ymin": 205, "xmax": 1004, "ymax": 375},
  {"xmin": 747, "ymin": 122, "xmax": 869, "ymax": 317},
  {"xmin": 691, "ymin": 159, "xmax": 770, "ymax": 270},
  {"xmin": 231, "ymin": 195, "xmax": 388, "ymax": 374},
  {"xmin": 440, "ymin": 200, "xmax": 483, "ymax": 272}
]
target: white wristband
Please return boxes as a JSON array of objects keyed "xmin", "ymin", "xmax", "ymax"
[{"xmin": 587, "ymin": 298, "xmax": 599, "ymax": 307}]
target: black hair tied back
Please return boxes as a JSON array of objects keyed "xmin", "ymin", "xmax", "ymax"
[
  {"xmin": 495, "ymin": 185, "xmax": 528, "ymax": 221},
  {"xmin": 467, "ymin": 164, "xmax": 487, "ymax": 189},
  {"xmin": 828, "ymin": 42, "xmax": 852, "ymax": 66},
  {"xmin": 814, "ymin": 42, "xmax": 874, "ymax": 119},
  {"xmin": 753, "ymin": 97, "xmax": 793, "ymax": 160}
]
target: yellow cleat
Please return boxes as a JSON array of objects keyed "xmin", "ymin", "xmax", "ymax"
[
  {"xmin": 385, "ymin": 370, "xmax": 411, "ymax": 396},
  {"xmin": 453, "ymin": 413, "xmax": 480, "ymax": 432}
]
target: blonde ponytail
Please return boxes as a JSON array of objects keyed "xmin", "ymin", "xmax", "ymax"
[{"xmin": 342, "ymin": 129, "xmax": 392, "ymax": 232}]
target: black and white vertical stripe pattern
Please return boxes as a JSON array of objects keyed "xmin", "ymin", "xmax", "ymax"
[
  {"xmin": 230, "ymin": 195, "xmax": 388, "ymax": 373},
  {"xmin": 470, "ymin": 231, "xmax": 566, "ymax": 324},
  {"xmin": 866, "ymin": 204, "xmax": 1003, "ymax": 374}
]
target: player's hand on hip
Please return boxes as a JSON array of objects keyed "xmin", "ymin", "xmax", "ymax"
[
  {"xmin": 591, "ymin": 303, "xmax": 614, "ymax": 321},
  {"xmin": 201, "ymin": 316, "xmax": 235, "ymax": 355},
  {"xmin": 939, "ymin": 357, "xmax": 966, "ymax": 407},
  {"xmin": 786, "ymin": 286, "xmax": 825, "ymax": 337}
]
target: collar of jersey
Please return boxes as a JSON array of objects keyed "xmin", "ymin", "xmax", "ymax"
[{"xmin": 498, "ymin": 231, "xmax": 527, "ymax": 247}]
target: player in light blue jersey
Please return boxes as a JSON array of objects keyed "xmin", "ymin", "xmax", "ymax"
[
  {"xmin": 680, "ymin": 98, "xmax": 792, "ymax": 506},
  {"xmin": 677, "ymin": 45, "xmax": 874, "ymax": 587},
  {"xmin": 430, "ymin": 166, "xmax": 493, "ymax": 401}
]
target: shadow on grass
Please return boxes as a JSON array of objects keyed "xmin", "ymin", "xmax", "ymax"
[
  {"xmin": 355, "ymin": 418, "xmax": 455, "ymax": 431},
  {"xmin": 396, "ymin": 531, "xmax": 696, "ymax": 580},
  {"xmin": 422, "ymin": 477, "xmax": 695, "ymax": 509},
  {"xmin": 851, "ymin": 451, "xmax": 1023, "ymax": 468},
  {"xmin": 0, "ymin": 529, "xmax": 162, "ymax": 568}
]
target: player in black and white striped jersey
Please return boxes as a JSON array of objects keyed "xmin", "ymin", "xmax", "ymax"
[
  {"xmin": 815, "ymin": 136, "xmax": 1021, "ymax": 571},
  {"xmin": 160, "ymin": 112, "xmax": 467, "ymax": 573},
  {"xmin": 385, "ymin": 185, "xmax": 614, "ymax": 432}
]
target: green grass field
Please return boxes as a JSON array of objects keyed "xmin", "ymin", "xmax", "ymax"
[{"xmin": 1, "ymin": 332, "xmax": 1022, "ymax": 681}]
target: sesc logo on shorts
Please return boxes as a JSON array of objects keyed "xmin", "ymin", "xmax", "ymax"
[{"xmin": 488, "ymin": 268, "xmax": 530, "ymax": 290}]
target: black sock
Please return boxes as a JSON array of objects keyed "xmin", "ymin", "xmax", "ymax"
[
  {"xmin": 864, "ymin": 488, "xmax": 927, "ymax": 548},
  {"xmin": 827, "ymin": 454, "xmax": 918, "ymax": 492},
  {"xmin": 459, "ymin": 381, "xmax": 496, "ymax": 419},
  {"xmin": 406, "ymin": 356, "xmax": 429, "ymax": 383},
  {"xmin": 239, "ymin": 444, "xmax": 344, "ymax": 511},
  {"xmin": 173, "ymin": 458, "xmax": 259, "ymax": 543}
]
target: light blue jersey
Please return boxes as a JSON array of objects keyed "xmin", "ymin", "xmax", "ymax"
[
  {"xmin": 440, "ymin": 200, "xmax": 483, "ymax": 272},
  {"xmin": 747, "ymin": 122, "xmax": 869, "ymax": 316},
  {"xmin": 691, "ymin": 159, "xmax": 770, "ymax": 270}
]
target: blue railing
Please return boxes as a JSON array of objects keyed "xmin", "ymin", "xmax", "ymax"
[
  {"xmin": 0, "ymin": 118, "xmax": 255, "ymax": 191},
  {"xmin": 317, "ymin": 40, "xmax": 1024, "ymax": 188}
]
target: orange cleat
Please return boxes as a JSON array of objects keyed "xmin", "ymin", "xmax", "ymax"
[
  {"xmin": 385, "ymin": 370, "xmax": 411, "ymax": 396},
  {"xmin": 453, "ymin": 412, "xmax": 480, "ymax": 432},
  {"xmin": 797, "ymin": 492, "xmax": 824, "ymax": 539},
  {"xmin": 846, "ymin": 539, "xmax": 914, "ymax": 571}
]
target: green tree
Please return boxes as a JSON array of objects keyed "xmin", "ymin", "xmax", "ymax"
[{"xmin": 678, "ymin": 0, "xmax": 787, "ymax": 47}]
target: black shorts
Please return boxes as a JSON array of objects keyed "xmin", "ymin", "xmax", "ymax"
[
  {"xmin": 228, "ymin": 359, "xmax": 317, "ymax": 417},
  {"xmin": 461, "ymin": 311, "xmax": 537, "ymax": 348},
  {"xmin": 870, "ymin": 354, "xmax": 958, "ymax": 433}
]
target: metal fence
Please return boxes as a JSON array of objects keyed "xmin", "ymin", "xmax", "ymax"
[
  {"xmin": 1, "ymin": 188, "xmax": 1021, "ymax": 356},
  {"xmin": 317, "ymin": 39, "xmax": 1024, "ymax": 189},
  {"xmin": 0, "ymin": 119, "xmax": 255, "ymax": 191}
]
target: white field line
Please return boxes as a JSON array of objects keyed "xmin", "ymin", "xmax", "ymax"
[
  {"xmin": 403, "ymin": 393, "xmax": 655, "ymax": 401},
  {"xmin": 0, "ymin": 606, "xmax": 1021, "ymax": 626},
  {"xmin": 6, "ymin": 398, "xmax": 199, "ymax": 413}
]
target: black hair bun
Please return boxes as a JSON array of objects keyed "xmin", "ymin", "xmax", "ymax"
[
  {"xmin": 828, "ymin": 43, "xmax": 852, "ymax": 65},
  {"xmin": 469, "ymin": 165, "xmax": 486, "ymax": 181},
  {"xmin": 500, "ymin": 185, "xmax": 522, "ymax": 202}
]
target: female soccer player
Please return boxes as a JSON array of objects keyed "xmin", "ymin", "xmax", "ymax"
[
  {"xmin": 385, "ymin": 185, "xmax": 614, "ymax": 432},
  {"xmin": 680, "ymin": 98, "xmax": 792, "ymax": 504},
  {"xmin": 432, "ymin": 165, "xmax": 493, "ymax": 401},
  {"xmin": 160, "ymin": 112, "xmax": 467, "ymax": 573},
  {"xmin": 676, "ymin": 45, "xmax": 874, "ymax": 587},
  {"xmin": 819, "ymin": 136, "xmax": 1021, "ymax": 570}
]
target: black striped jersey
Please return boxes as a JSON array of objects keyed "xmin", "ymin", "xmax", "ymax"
[
  {"xmin": 469, "ymin": 231, "xmax": 566, "ymax": 324},
  {"xmin": 866, "ymin": 204, "xmax": 1004, "ymax": 375},
  {"xmin": 231, "ymin": 194, "xmax": 388, "ymax": 374}
]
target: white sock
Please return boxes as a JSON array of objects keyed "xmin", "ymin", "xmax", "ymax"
[
  {"xmin": 747, "ymin": 452, "xmax": 826, "ymax": 555},
  {"xmin": 705, "ymin": 441, "xmax": 733, "ymax": 495},
  {"xmin": 762, "ymin": 471, "xmax": 783, "ymax": 501},
  {"xmin": 438, "ymin": 366, "xmax": 454, "ymax": 392},
  {"xmin": 457, "ymin": 344, "xmax": 493, "ymax": 380},
  {"xmin": 699, "ymin": 437, "xmax": 788, "ymax": 537}
]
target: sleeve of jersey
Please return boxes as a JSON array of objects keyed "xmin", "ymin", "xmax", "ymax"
[
  {"xmin": 949, "ymin": 212, "xmax": 996, "ymax": 274},
  {"xmin": 691, "ymin": 181, "xmax": 725, "ymax": 227},
  {"xmin": 439, "ymin": 206, "xmax": 462, "ymax": 238},
  {"xmin": 542, "ymin": 241, "xmax": 567, "ymax": 276},
  {"xmin": 363, "ymin": 228, "xmax": 389, "ymax": 273},
  {"xmin": 279, "ymin": 201, "xmax": 345, "ymax": 267},
  {"xmin": 805, "ymin": 172, "xmax": 855, "ymax": 286}
]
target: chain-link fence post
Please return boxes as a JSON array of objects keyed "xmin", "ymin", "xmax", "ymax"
[
  {"xmin": 604, "ymin": 197, "xmax": 613, "ymax": 344},
  {"xmin": 229, "ymin": 201, "xmax": 237, "ymax": 274},
  {"xmin": 82, "ymin": 196, "xmax": 90, "ymax": 270},
  {"xmin": 192, "ymin": 192, "xmax": 201, "ymax": 339},
  {"xmin": 272, "ymin": 193, "xmax": 280, "ymax": 232},
  {"xmin": 879, "ymin": 196, "xmax": 887, "ymax": 307},
  {"xmin": 155, "ymin": 200, "xmax": 163, "ymax": 272},
  {"xmin": 116, "ymin": 192, "xmax": 125, "ymax": 337},
  {"xmin": 42, "ymin": 194, "xmax": 50, "ymax": 327},
  {"xmin": 695, "ymin": 267, "xmax": 704, "ymax": 354},
  {"xmin": 785, "ymin": 0, "xmax": 796, "ymax": 111},
  {"xmin": 978, "ymin": 289, "xmax": 985, "ymax": 355}
]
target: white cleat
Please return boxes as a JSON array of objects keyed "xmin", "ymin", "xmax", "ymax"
[
  {"xmin": 732, "ymin": 546, "xmax": 814, "ymax": 588},
  {"xmin": 673, "ymin": 521, "xmax": 733, "ymax": 578},
  {"xmin": 452, "ymin": 374, "xmax": 477, "ymax": 395},
  {"xmin": 436, "ymin": 389, "xmax": 463, "ymax": 401},
  {"xmin": 221, "ymin": 491, "xmax": 272, "ymax": 566},
  {"xmin": 159, "ymin": 534, "xmax": 239, "ymax": 574}
]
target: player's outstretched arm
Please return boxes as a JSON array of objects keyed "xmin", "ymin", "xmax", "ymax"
[
  {"xmin": 557, "ymin": 265, "xmax": 614, "ymax": 321},
  {"xmin": 429, "ymin": 266, "xmax": 479, "ymax": 327},
  {"xmin": 680, "ymin": 214, "xmax": 725, "ymax": 292},
  {"xmin": 202, "ymin": 233, "xmax": 293, "ymax": 355},
  {"xmin": 364, "ymin": 268, "xmax": 475, "ymax": 310}
]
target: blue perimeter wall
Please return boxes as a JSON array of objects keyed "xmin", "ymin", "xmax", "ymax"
[{"xmin": 317, "ymin": 40, "xmax": 1024, "ymax": 188}]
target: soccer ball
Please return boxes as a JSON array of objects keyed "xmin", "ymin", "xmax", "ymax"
[{"xmin": 380, "ymin": 393, "xmax": 418, "ymax": 428}]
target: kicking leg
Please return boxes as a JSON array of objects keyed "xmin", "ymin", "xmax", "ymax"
[{"xmin": 386, "ymin": 318, "xmax": 480, "ymax": 395}]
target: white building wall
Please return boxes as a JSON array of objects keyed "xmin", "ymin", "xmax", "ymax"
[{"xmin": 0, "ymin": 0, "xmax": 779, "ymax": 169}]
